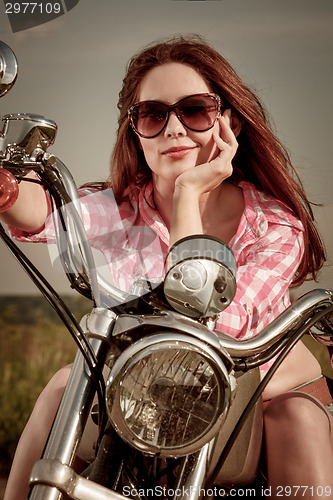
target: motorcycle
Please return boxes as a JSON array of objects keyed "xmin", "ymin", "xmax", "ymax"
[{"xmin": 1, "ymin": 41, "xmax": 333, "ymax": 500}]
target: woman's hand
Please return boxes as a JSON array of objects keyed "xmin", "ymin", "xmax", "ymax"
[
  {"xmin": 169, "ymin": 109, "xmax": 240, "ymax": 246},
  {"xmin": 0, "ymin": 171, "xmax": 50, "ymax": 233},
  {"xmin": 173, "ymin": 109, "xmax": 239, "ymax": 196}
]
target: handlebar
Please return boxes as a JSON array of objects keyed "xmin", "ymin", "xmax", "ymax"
[{"xmin": 217, "ymin": 288, "xmax": 333, "ymax": 359}]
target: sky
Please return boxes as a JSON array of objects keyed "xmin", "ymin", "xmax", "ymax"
[{"xmin": 0, "ymin": 0, "xmax": 332, "ymax": 298}]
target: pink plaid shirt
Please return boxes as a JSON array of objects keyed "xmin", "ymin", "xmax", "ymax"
[{"xmin": 10, "ymin": 181, "xmax": 304, "ymax": 350}]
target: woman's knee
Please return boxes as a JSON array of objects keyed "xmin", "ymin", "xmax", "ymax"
[
  {"xmin": 264, "ymin": 392, "xmax": 332, "ymax": 436},
  {"xmin": 30, "ymin": 364, "xmax": 72, "ymax": 425}
]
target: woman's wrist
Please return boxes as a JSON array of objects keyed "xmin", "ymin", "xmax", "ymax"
[
  {"xmin": 173, "ymin": 181, "xmax": 202, "ymax": 202},
  {"xmin": 170, "ymin": 185, "xmax": 203, "ymax": 246}
]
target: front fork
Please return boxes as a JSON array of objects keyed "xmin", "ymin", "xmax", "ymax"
[{"xmin": 28, "ymin": 307, "xmax": 218, "ymax": 500}]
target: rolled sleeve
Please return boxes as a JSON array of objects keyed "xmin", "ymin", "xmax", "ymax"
[{"xmin": 8, "ymin": 187, "xmax": 124, "ymax": 245}]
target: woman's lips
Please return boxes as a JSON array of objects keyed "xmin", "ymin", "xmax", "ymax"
[{"xmin": 162, "ymin": 147, "xmax": 195, "ymax": 159}]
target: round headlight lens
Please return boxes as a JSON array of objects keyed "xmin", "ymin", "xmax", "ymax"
[{"xmin": 106, "ymin": 333, "xmax": 232, "ymax": 457}]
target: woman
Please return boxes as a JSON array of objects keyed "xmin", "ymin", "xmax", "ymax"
[{"xmin": 2, "ymin": 35, "xmax": 332, "ymax": 499}]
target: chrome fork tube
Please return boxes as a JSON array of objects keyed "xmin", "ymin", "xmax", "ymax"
[
  {"xmin": 173, "ymin": 441, "xmax": 215, "ymax": 500},
  {"xmin": 29, "ymin": 337, "xmax": 108, "ymax": 500}
]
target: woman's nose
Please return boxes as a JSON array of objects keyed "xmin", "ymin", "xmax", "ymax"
[{"xmin": 164, "ymin": 111, "xmax": 187, "ymax": 136}]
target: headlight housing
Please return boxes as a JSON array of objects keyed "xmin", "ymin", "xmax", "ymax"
[
  {"xmin": 164, "ymin": 235, "xmax": 236, "ymax": 318},
  {"xmin": 106, "ymin": 333, "xmax": 234, "ymax": 458}
]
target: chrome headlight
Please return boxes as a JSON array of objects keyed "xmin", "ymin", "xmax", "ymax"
[
  {"xmin": 106, "ymin": 333, "xmax": 234, "ymax": 458},
  {"xmin": 164, "ymin": 235, "xmax": 236, "ymax": 318}
]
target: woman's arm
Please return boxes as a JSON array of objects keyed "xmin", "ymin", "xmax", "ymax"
[
  {"xmin": 0, "ymin": 172, "xmax": 50, "ymax": 232},
  {"xmin": 169, "ymin": 110, "xmax": 238, "ymax": 246}
]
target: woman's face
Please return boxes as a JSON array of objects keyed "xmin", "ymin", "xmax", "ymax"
[{"xmin": 136, "ymin": 62, "xmax": 221, "ymax": 191}]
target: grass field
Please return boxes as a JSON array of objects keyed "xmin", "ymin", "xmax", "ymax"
[{"xmin": 0, "ymin": 295, "xmax": 89, "ymax": 481}]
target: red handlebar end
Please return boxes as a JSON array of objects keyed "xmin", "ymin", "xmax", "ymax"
[{"xmin": 0, "ymin": 169, "xmax": 19, "ymax": 212}]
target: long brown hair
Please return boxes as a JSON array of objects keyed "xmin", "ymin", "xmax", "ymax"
[{"xmin": 100, "ymin": 34, "xmax": 325, "ymax": 286}]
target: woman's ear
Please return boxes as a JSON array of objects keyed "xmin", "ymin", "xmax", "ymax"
[{"xmin": 230, "ymin": 112, "xmax": 243, "ymax": 137}]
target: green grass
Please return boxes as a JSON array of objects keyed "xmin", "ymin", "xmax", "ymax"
[{"xmin": 0, "ymin": 295, "xmax": 91, "ymax": 477}]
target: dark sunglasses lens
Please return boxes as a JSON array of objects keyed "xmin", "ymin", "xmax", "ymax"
[
  {"xmin": 178, "ymin": 95, "xmax": 218, "ymax": 131},
  {"xmin": 132, "ymin": 102, "xmax": 168, "ymax": 137}
]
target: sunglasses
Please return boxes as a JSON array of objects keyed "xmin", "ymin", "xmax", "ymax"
[{"xmin": 128, "ymin": 93, "xmax": 222, "ymax": 139}]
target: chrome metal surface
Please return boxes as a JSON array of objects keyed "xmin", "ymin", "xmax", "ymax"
[
  {"xmin": 111, "ymin": 310, "xmax": 234, "ymax": 372},
  {"xmin": 46, "ymin": 158, "xmax": 130, "ymax": 306},
  {"xmin": 30, "ymin": 459, "xmax": 127, "ymax": 499},
  {"xmin": 29, "ymin": 337, "xmax": 109, "ymax": 500},
  {"xmin": 111, "ymin": 290, "xmax": 333, "ymax": 363},
  {"xmin": 164, "ymin": 235, "xmax": 236, "ymax": 318},
  {"xmin": 0, "ymin": 41, "xmax": 18, "ymax": 98},
  {"xmin": 309, "ymin": 290, "xmax": 333, "ymax": 345},
  {"xmin": 310, "ymin": 324, "xmax": 333, "ymax": 346},
  {"xmin": 166, "ymin": 235, "xmax": 236, "ymax": 276},
  {"xmin": 41, "ymin": 156, "xmax": 102, "ymax": 305},
  {"xmin": 106, "ymin": 332, "xmax": 235, "ymax": 457},
  {"xmin": 174, "ymin": 442, "xmax": 214, "ymax": 500},
  {"xmin": 216, "ymin": 289, "xmax": 333, "ymax": 357},
  {"xmin": 0, "ymin": 113, "xmax": 57, "ymax": 156},
  {"xmin": 81, "ymin": 307, "xmax": 117, "ymax": 343}
]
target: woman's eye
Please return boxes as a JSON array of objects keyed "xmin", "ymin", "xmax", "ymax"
[
  {"xmin": 149, "ymin": 112, "xmax": 165, "ymax": 121},
  {"xmin": 181, "ymin": 106, "xmax": 204, "ymax": 115}
]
